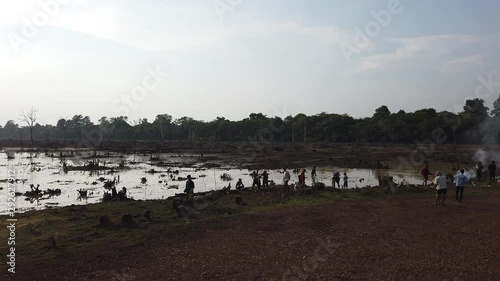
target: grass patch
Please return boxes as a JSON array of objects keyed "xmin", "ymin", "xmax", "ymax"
[{"xmin": 0, "ymin": 184, "xmax": 497, "ymax": 265}]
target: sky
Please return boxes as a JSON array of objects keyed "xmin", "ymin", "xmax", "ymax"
[{"xmin": 1, "ymin": 0, "xmax": 500, "ymax": 125}]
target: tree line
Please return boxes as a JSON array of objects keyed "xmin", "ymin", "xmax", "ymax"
[{"xmin": 1, "ymin": 96, "xmax": 500, "ymax": 146}]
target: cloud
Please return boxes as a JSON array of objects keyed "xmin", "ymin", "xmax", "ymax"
[
  {"xmin": 357, "ymin": 34, "xmax": 480, "ymax": 72},
  {"xmin": 440, "ymin": 54, "xmax": 485, "ymax": 73}
]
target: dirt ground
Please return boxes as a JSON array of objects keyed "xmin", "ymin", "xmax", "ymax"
[{"xmin": 3, "ymin": 189, "xmax": 500, "ymax": 281}]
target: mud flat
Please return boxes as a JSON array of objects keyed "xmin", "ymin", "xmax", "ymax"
[
  {"xmin": 1, "ymin": 143, "xmax": 498, "ymax": 214},
  {"xmin": 2, "ymin": 141, "xmax": 499, "ymax": 169}
]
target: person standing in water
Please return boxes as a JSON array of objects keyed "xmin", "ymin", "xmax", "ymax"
[
  {"xmin": 311, "ymin": 166, "xmax": 317, "ymax": 184},
  {"xmin": 283, "ymin": 167, "xmax": 291, "ymax": 191},
  {"xmin": 332, "ymin": 171, "xmax": 341, "ymax": 188},
  {"xmin": 262, "ymin": 171, "xmax": 269, "ymax": 188},
  {"xmin": 298, "ymin": 169, "xmax": 306, "ymax": 186},
  {"xmin": 251, "ymin": 171, "xmax": 261, "ymax": 189},
  {"xmin": 184, "ymin": 175, "xmax": 195, "ymax": 199}
]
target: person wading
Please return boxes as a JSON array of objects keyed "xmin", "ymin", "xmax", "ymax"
[
  {"xmin": 283, "ymin": 168, "xmax": 291, "ymax": 192},
  {"xmin": 311, "ymin": 166, "xmax": 317, "ymax": 184},
  {"xmin": 298, "ymin": 169, "xmax": 306, "ymax": 187},
  {"xmin": 184, "ymin": 175, "xmax": 195, "ymax": 199},
  {"xmin": 262, "ymin": 171, "xmax": 269, "ymax": 188}
]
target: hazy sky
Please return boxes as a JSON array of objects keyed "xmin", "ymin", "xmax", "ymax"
[{"xmin": 1, "ymin": 0, "xmax": 500, "ymax": 125}]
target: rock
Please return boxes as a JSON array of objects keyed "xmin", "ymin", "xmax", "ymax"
[
  {"xmin": 313, "ymin": 182, "xmax": 326, "ymax": 190},
  {"xmin": 378, "ymin": 176, "xmax": 395, "ymax": 187}
]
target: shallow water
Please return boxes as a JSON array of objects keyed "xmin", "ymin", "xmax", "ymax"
[{"xmin": 0, "ymin": 150, "xmax": 458, "ymax": 214}]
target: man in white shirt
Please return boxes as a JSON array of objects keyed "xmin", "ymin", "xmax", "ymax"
[
  {"xmin": 433, "ymin": 171, "xmax": 447, "ymax": 205},
  {"xmin": 283, "ymin": 167, "xmax": 291, "ymax": 192}
]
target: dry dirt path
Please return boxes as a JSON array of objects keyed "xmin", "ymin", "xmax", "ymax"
[{"xmin": 4, "ymin": 190, "xmax": 500, "ymax": 281}]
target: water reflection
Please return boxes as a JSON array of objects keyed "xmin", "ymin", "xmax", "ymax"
[{"xmin": 0, "ymin": 150, "xmax": 429, "ymax": 214}]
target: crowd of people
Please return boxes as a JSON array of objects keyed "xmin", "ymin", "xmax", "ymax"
[
  {"xmin": 423, "ymin": 160, "xmax": 498, "ymax": 206},
  {"xmin": 182, "ymin": 167, "xmax": 352, "ymax": 196},
  {"xmin": 181, "ymin": 161, "xmax": 498, "ymax": 199}
]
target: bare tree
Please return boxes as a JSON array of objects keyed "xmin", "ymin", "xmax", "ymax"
[{"xmin": 20, "ymin": 108, "xmax": 38, "ymax": 147}]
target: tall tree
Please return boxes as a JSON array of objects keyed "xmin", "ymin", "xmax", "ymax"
[
  {"xmin": 155, "ymin": 114, "xmax": 173, "ymax": 140},
  {"xmin": 20, "ymin": 108, "xmax": 38, "ymax": 147},
  {"xmin": 491, "ymin": 94, "xmax": 500, "ymax": 117}
]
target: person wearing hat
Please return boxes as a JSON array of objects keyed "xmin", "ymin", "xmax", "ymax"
[
  {"xmin": 184, "ymin": 175, "xmax": 195, "ymax": 197},
  {"xmin": 433, "ymin": 171, "xmax": 447, "ymax": 205}
]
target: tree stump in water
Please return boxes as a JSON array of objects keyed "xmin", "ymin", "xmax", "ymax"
[{"xmin": 378, "ymin": 176, "xmax": 395, "ymax": 187}]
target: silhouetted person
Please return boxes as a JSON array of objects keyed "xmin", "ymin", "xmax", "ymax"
[
  {"xmin": 332, "ymin": 171, "xmax": 341, "ymax": 188},
  {"xmin": 111, "ymin": 187, "xmax": 118, "ymax": 198},
  {"xmin": 298, "ymin": 169, "xmax": 306, "ymax": 186},
  {"xmin": 421, "ymin": 164, "xmax": 431, "ymax": 185},
  {"xmin": 476, "ymin": 162, "xmax": 483, "ymax": 182},
  {"xmin": 343, "ymin": 173, "xmax": 348, "ymax": 189},
  {"xmin": 489, "ymin": 161, "xmax": 496, "ymax": 181},
  {"xmin": 311, "ymin": 166, "xmax": 317, "ymax": 184},
  {"xmin": 184, "ymin": 175, "xmax": 195, "ymax": 197},
  {"xmin": 118, "ymin": 187, "xmax": 127, "ymax": 200},
  {"xmin": 251, "ymin": 171, "xmax": 261, "ymax": 189},
  {"xmin": 262, "ymin": 171, "xmax": 269, "ymax": 187},
  {"xmin": 236, "ymin": 178, "xmax": 245, "ymax": 190}
]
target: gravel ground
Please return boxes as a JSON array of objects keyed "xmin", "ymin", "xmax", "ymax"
[{"xmin": 4, "ymin": 190, "xmax": 500, "ymax": 281}]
